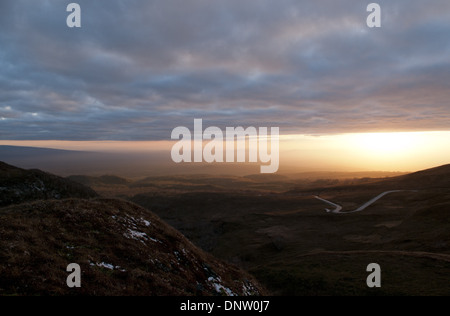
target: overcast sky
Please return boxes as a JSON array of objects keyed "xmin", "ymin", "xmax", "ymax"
[{"xmin": 1, "ymin": 0, "xmax": 450, "ymax": 141}]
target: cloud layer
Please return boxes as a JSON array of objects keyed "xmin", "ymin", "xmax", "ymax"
[{"xmin": 1, "ymin": 0, "xmax": 450, "ymax": 140}]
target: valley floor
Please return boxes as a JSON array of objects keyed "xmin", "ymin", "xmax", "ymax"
[{"xmin": 83, "ymin": 169, "xmax": 450, "ymax": 295}]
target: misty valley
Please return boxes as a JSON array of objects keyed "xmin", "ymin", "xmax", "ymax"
[
  {"xmin": 65, "ymin": 164, "xmax": 450, "ymax": 295},
  {"xmin": 1, "ymin": 158, "xmax": 450, "ymax": 296}
]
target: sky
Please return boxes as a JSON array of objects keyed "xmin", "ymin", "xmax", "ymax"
[{"xmin": 1, "ymin": 0, "xmax": 450, "ymax": 172}]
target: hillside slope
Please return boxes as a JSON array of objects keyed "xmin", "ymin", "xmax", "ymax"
[
  {"xmin": 0, "ymin": 198, "xmax": 264, "ymax": 296},
  {"xmin": 125, "ymin": 165, "xmax": 450, "ymax": 295},
  {"xmin": 0, "ymin": 162, "xmax": 264, "ymax": 296},
  {"xmin": 391, "ymin": 164, "xmax": 450, "ymax": 189},
  {"xmin": 0, "ymin": 162, "xmax": 98, "ymax": 207}
]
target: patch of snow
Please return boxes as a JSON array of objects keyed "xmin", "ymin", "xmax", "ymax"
[
  {"xmin": 150, "ymin": 237, "xmax": 162, "ymax": 243},
  {"xmin": 124, "ymin": 214, "xmax": 151, "ymax": 227},
  {"xmin": 127, "ymin": 229, "xmax": 147, "ymax": 240},
  {"xmin": 124, "ymin": 228, "xmax": 149, "ymax": 244},
  {"xmin": 124, "ymin": 214, "xmax": 139, "ymax": 228},
  {"xmin": 207, "ymin": 276, "xmax": 237, "ymax": 296},
  {"xmin": 97, "ymin": 262, "xmax": 114, "ymax": 270},
  {"xmin": 242, "ymin": 282, "xmax": 258, "ymax": 296},
  {"xmin": 90, "ymin": 261, "xmax": 126, "ymax": 272},
  {"xmin": 174, "ymin": 251, "xmax": 182, "ymax": 263},
  {"xmin": 114, "ymin": 215, "xmax": 156, "ymax": 245},
  {"xmin": 142, "ymin": 219, "xmax": 151, "ymax": 227}
]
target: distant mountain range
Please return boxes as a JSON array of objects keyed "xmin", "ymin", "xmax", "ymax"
[
  {"xmin": 0, "ymin": 145, "xmax": 109, "ymax": 176},
  {"xmin": 0, "ymin": 145, "xmax": 260, "ymax": 177}
]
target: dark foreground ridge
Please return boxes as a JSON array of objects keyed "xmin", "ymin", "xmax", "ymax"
[
  {"xmin": 0, "ymin": 162, "xmax": 264, "ymax": 296},
  {"xmin": 0, "ymin": 161, "xmax": 98, "ymax": 207}
]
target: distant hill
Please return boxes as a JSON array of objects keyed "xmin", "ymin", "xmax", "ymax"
[
  {"xmin": 0, "ymin": 145, "xmax": 169, "ymax": 178},
  {"xmin": 0, "ymin": 161, "xmax": 98, "ymax": 207},
  {"xmin": 392, "ymin": 164, "xmax": 450, "ymax": 188},
  {"xmin": 409, "ymin": 164, "xmax": 450, "ymax": 176},
  {"xmin": 67, "ymin": 175, "xmax": 130, "ymax": 187},
  {"xmin": 0, "ymin": 145, "xmax": 85, "ymax": 157},
  {"xmin": 0, "ymin": 145, "xmax": 106, "ymax": 176},
  {"xmin": 356, "ymin": 164, "xmax": 450, "ymax": 191},
  {"xmin": 0, "ymin": 145, "xmax": 259, "ymax": 177},
  {"xmin": 287, "ymin": 164, "xmax": 450, "ymax": 195}
]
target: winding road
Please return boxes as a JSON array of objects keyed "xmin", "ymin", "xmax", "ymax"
[
  {"xmin": 314, "ymin": 196, "xmax": 343, "ymax": 213},
  {"xmin": 315, "ymin": 190, "xmax": 418, "ymax": 214}
]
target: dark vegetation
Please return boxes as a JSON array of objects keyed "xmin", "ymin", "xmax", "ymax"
[
  {"xmin": 0, "ymin": 162, "xmax": 98, "ymax": 207},
  {"xmin": 2, "ymin": 159, "xmax": 450, "ymax": 296},
  {"xmin": 69, "ymin": 164, "xmax": 450, "ymax": 296},
  {"xmin": 0, "ymin": 162, "xmax": 264, "ymax": 296}
]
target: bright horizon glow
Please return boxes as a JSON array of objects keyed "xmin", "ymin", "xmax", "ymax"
[
  {"xmin": 1, "ymin": 131, "xmax": 450, "ymax": 173},
  {"xmin": 351, "ymin": 132, "xmax": 418, "ymax": 155},
  {"xmin": 278, "ymin": 131, "xmax": 450, "ymax": 172}
]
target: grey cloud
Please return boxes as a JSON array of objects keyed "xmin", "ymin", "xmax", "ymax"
[{"xmin": 0, "ymin": 0, "xmax": 450, "ymax": 140}]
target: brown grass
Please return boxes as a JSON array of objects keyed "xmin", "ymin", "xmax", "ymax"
[{"xmin": 0, "ymin": 198, "xmax": 265, "ymax": 296}]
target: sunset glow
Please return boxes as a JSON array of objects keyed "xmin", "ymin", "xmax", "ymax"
[
  {"xmin": 351, "ymin": 132, "xmax": 419, "ymax": 155},
  {"xmin": 2, "ymin": 130, "xmax": 449, "ymax": 173},
  {"xmin": 281, "ymin": 131, "xmax": 450, "ymax": 172},
  {"xmin": 1, "ymin": 1, "xmax": 450, "ymax": 176}
]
